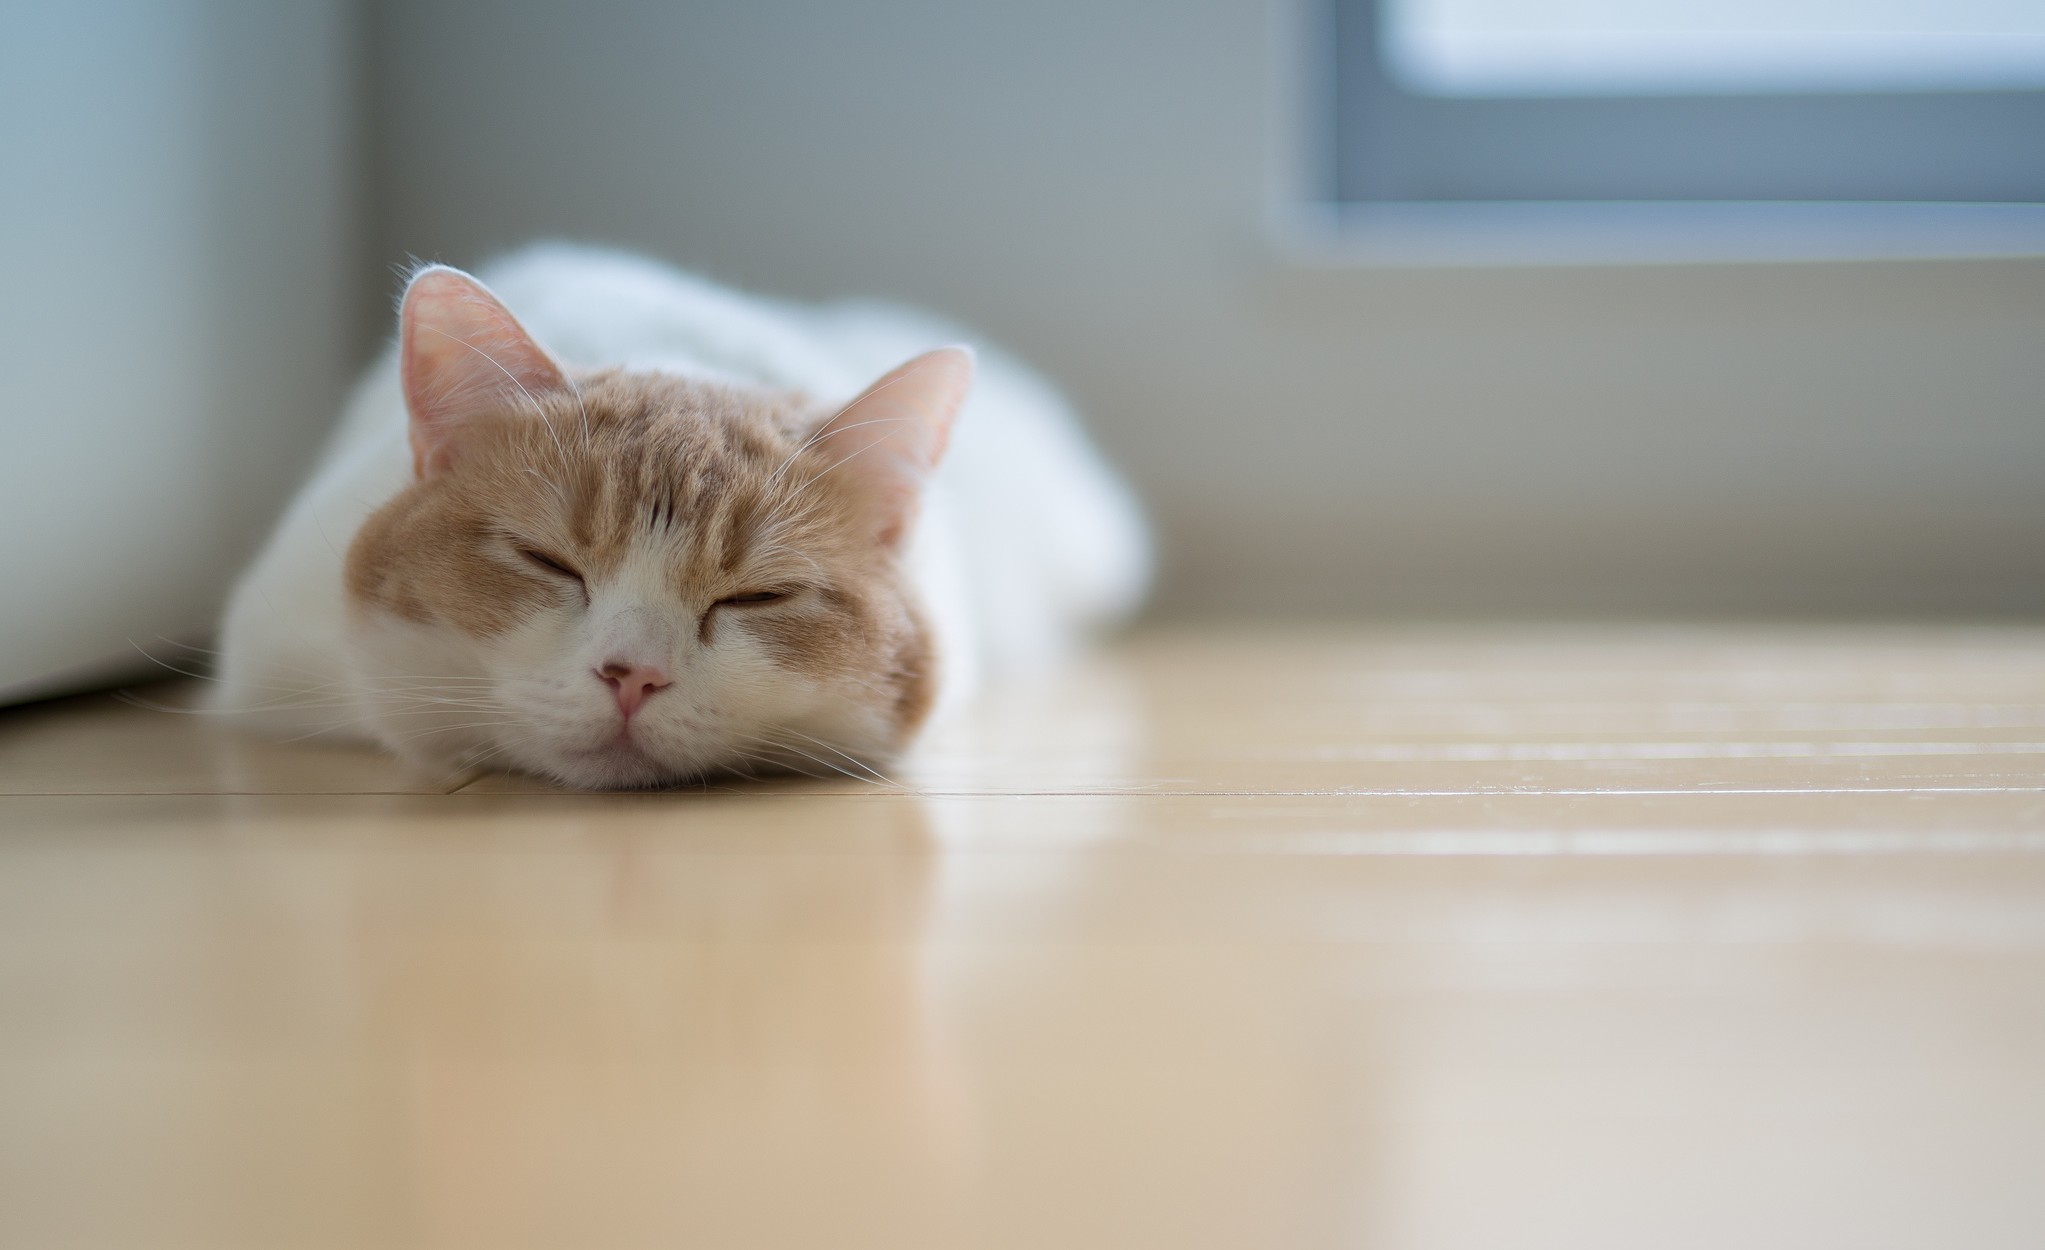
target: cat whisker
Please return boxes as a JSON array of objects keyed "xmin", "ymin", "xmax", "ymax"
[
  {"xmin": 775, "ymin": 727, "xmax": 895, "ymax": 786},
  {"xmin": 420, "ymin": 324, "xmax": 580, "ymax": 466},
  {"xmin": 565, "ymin": 371, "xmax": 593, "ymax": 449},
  {"xmin": 762, "ymin": 410, "xmax": 914, "ymax": 494},
  {"xmin": 122, "ymin": 692, "xmax": 365, "ymax": 717},
  {"xmin": 248, "ymin": 698, "xmax": 515, "ymax": 746},
  {"xmin": 523, "ymin": 467, "xmax": 569, "ymax": 507},
  {"xmin": 455, "ymin": 729, "xmax": 549, "ymax": 776},
  {"xmin": 173, "ymin": 680, "xmax": 508, "ymax": 716},
  {"xmin": 380, "ymin": 717, "xmax": 521, "ymax": 750},
  {"xmin": 759, "ymin": 425, "xmax": 916, "ymax": 531},
  {"xmin": 126, "ymin": 640, "xmax": 228, "ymax": 685},
  {"xmin": 417, "ymin": 324, "xmax": 549, "ymax": 419},
  {"xmin": 147, "ymin": 635, "xmax": 227, "ymax": 658},
  {"xmin": 721, "ymin": 728, "xmax": 887, "ymax": 787},
  {"xmin": 271, "ymin": 708, "xmax": 495, "ymax": 745}
]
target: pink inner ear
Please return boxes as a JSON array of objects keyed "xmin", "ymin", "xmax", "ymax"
[
  {"xmin": 400, "ymin": 266, "xmax": 569, "ymax": 477},
  {"xmin": 809, "ymin": 346, "xmax": 975, "ymax": 548}
]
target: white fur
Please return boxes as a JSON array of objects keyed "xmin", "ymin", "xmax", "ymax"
[{"xmin": 214, "ymin": 244, "xmax": 1150, "ymax": 784}]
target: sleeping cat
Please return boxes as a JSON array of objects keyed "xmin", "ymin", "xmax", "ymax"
[{"xmin": 214, "ymin": 245, "xmax": 1148, "ymax": 788}]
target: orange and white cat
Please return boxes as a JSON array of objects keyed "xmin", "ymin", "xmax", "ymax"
[{"xmin": 214, "ymin": 245, "xmax": 1147, "ymax": 788}]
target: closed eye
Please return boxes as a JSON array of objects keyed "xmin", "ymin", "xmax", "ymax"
[
  {"xmin": 715, "ymin": 590, "xmax": 789, "ymax": 607},
  {"xmin": 521, "ymin": 548, "xmax": 584, "ymax": 581}
]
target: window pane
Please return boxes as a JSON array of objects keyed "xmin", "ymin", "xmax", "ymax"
[
  {"xmin": 1333, "ymin": 0, "xmax": 2045, "ymax": 202},
  {"xmin": 1383, "ymin": 0, "xmax": 2045, "ymax": 96}
]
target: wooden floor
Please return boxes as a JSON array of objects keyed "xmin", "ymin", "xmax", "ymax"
[{"xmin": 3, "ymin": 624, "xmax": 2044, "ymax": 1249}]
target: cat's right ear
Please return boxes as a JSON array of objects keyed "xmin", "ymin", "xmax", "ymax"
[{"xmin": 399, "ymin": 265, "xmax": 570, "ymax": 478}]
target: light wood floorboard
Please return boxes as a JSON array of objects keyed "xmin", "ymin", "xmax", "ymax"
[{"xmin": 2, "ymin": 624, "xmax": 2042, "ymax": 1249}]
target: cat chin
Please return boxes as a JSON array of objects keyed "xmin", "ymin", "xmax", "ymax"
[
  {"xmin": 533, "ymin": 752, "xmax": 797, "ymax": 792},
  {"xmin": 507, "ymin": 732, "xmax": 788, "ymax": 791},
  {"xmin": 551, "ymin": 756, "xmax": 684, "ymax": 791},
  {"xmin": 499, "ymin": 738, "xmax": 692, "ymax": 791},
  {"xmin": 513, "ymin": 729, "xmax": 889, "ymax": 791}
]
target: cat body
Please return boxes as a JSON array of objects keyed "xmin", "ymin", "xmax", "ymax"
[{"xmin": 215, "ymin": 245, "xmax": 1147, "ymax": 787}]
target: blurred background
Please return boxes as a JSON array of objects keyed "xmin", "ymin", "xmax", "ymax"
[{"xmin": 4, "ymin": 0, "xmax": 2043, "ymax": 702}]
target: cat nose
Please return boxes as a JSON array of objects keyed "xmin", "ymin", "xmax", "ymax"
[{"xmin": 597, "ymin": 661, "xmax": 671, "ymax": 719}]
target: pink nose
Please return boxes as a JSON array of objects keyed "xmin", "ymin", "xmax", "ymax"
[{"xmin": 597, "ymin": 661, "xmax": 671, "ymax": 719}]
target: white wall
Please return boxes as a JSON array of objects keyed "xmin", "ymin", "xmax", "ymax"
[{"xmin": 0, "ymin": 1, "xmax": 359, "ymax": 701}]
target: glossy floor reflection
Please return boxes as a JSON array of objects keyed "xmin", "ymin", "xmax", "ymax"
[{"xmin": 2, "ymin": 625, "xmax": 2042, "ymax": 1249}]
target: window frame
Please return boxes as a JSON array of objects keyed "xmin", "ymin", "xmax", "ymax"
[
  {"xmin": 1333, "ymin": 0, "xmax": 2045, "ymax": 204},
  {"xmin": 1272, "ymin": 0, "xmax": 2045, "ymax": 266}
]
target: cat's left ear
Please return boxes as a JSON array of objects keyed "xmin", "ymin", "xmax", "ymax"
[
  {"xmin": 810, "ymin": 346, "xmax": 974, "ymax": 549},
  {"xmin": 399, "ymin": 264, "xmax": 570, "ymax": 478}
]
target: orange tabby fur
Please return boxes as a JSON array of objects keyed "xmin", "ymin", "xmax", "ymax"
[{"xmin": 346, "ymin": 362, "xmax": 942, "ymax": 776}]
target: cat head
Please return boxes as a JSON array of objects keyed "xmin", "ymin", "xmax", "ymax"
[{"xmin": 342, "ymin": 264, "xmax": 971, "ymax": 788}]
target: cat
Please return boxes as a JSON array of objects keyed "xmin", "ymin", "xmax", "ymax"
[{"xmin": 213, "ymin": 244, "xmax": 1148, "ymax": 788}]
